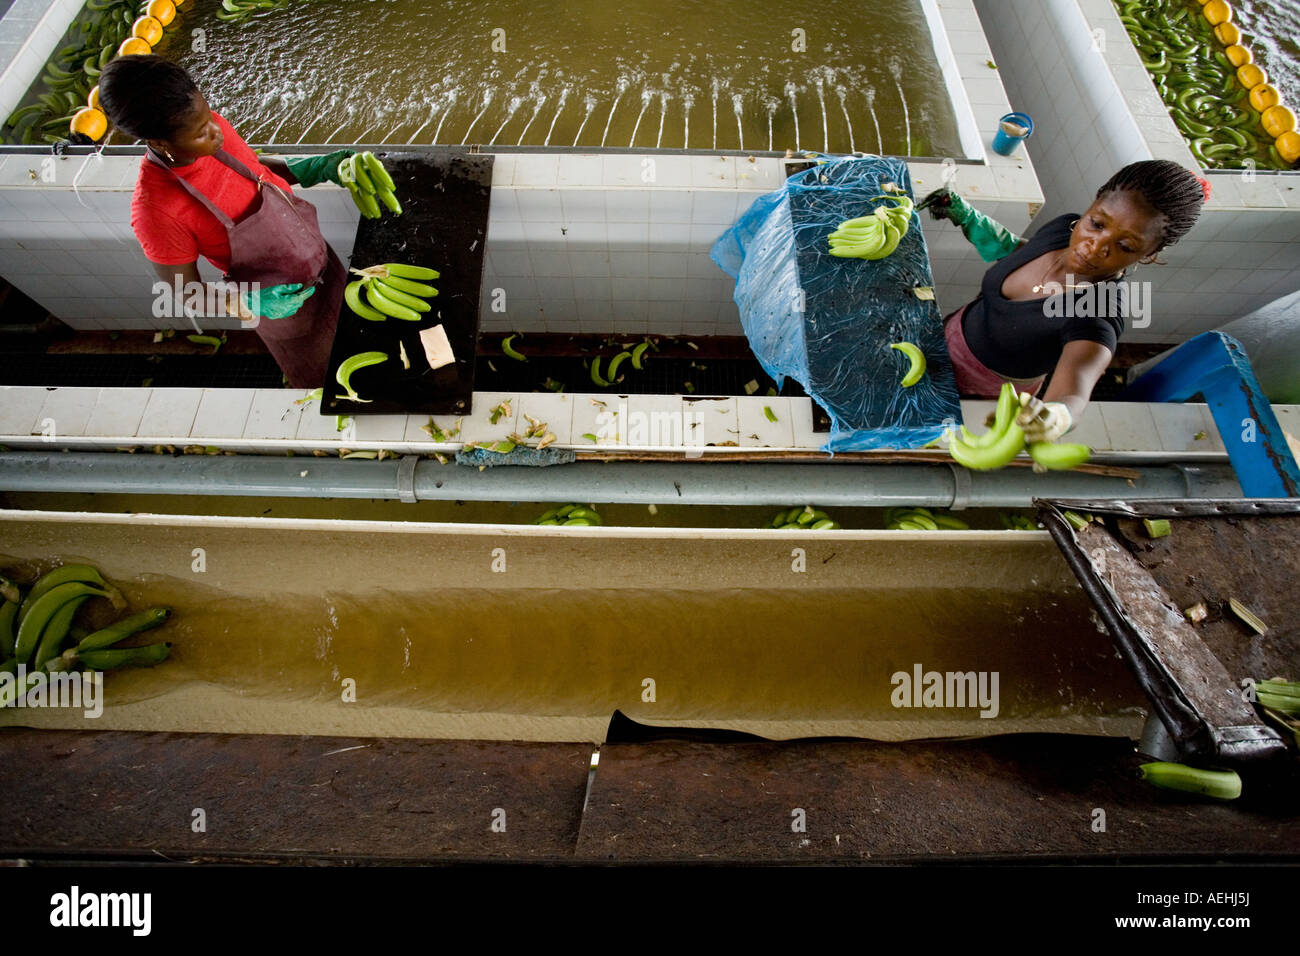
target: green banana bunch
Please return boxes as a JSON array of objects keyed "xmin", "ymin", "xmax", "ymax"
[
  {"xmin": 769, "ymin": 506, "xmax": 840, "ymax": 530},
  {"xmin": 335, "ymin": 351, "xmax": 388, "ymax": 403},
  {"xmin": 1027, "ymin": 440, "xmax": 1091, "ymax": 471},
  {"xmin": 998, "ymin": 512, "xmax": 1040, "ymax": 531},
  {"xmin": 1254, "ymin": 678, "xmax": 1300, "ymax": 716},
  {"xmin": 827, "ymin": 192, "xmax": 914, "ymax": 260},
  {"xmin": 947, "ymin": 383, "xmax": 1026, "ymax": 471},
  {"xmin": 535, "ymin": 504, "xmax": 603, "ymax": 527},
  {"xmin": 345, "ymin": 263, "xmax": 439, "ymax": 321},
  {"xmin": 884, "ymin": 506, "xmax": 968, "ymax": 531},
  {"xmin": 339, "ymin": 152, "xmax": 401, "ymax": 219}
]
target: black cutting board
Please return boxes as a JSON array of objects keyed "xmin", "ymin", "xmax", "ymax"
[{"xmin": 321, "ymin": 150, "xmax": 492, "ymax": 416}]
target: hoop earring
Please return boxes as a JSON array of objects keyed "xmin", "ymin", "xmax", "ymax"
[{"xmin": 1069, "ymin": 219, "xmax": 1079, "ymax": 230}]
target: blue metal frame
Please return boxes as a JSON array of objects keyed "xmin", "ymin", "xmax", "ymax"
[{"xmin": 1124, "ymin": 332, "xmax": 1300, "ymax": 498}]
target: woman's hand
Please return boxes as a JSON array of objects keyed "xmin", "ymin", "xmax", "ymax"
[
  {"xmin": 1020, "ymin": 340, "xmax": 1113, "ymax": 440},
  {"xmin": 150, "ymin": 260, "xmax": 254, "ymax": 323}
]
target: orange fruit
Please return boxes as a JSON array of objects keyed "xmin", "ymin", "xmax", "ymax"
[
  {"xmin": 1202, "ymin": 0, "xmax": 1231, "ymax": 26},
  {"xmin": 71, "ymin": 107, "xmax": 108, "ymax": 141},
  {"xmin": 1276, "ymin": 131, "xmax": 1300, "ymax": 165},
  {"xmin": 146, "ymin": 0, "xmax": 176, "ymax": 26},
  {"xmin": 1237, "ymin": 63, "xmax": 1266, "ymax": 89},
  {"xmin": 131, "ymin": 15, "xmax": 163, "ymax": 46},
  {"xmin": 1224, "ymin": 44, "xmax": 1252, "ymax": 68},
  {"xmin": 1261, "ymin": 105, "xmax": 1296, "ymax": 138},
  {"xmin": 1248, "ymin": 83, "xmax": 1280, "ymax": 112},
  {"xmin": 1214, "ymin": 22, "xmax": 1240, "ymax": 46},
  {"xmin": 118, "ymin": 37, "xmax": 151, "ymax": 56},
  {"xmin": 87, "ymin": 84, "xmax": 100, "ymax": 110}
]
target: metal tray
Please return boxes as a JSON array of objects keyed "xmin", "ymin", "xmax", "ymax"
[{"xmin": 1037, "ymin": 497, "xmax": 1298, "ymax": 767}]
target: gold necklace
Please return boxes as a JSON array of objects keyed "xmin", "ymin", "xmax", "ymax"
[{"xmin": 1031, "ymin": 251, "xmax": 1069, "ymax": 294}]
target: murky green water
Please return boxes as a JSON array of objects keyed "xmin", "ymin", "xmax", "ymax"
[{"xmin": 132, "ymin": 0, "xmax": 964, "ymax": 155}]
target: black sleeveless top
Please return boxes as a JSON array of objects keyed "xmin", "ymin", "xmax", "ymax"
[{"xmin": 961, "ymin": 213, "xmax": 1126, "ymax": 379}]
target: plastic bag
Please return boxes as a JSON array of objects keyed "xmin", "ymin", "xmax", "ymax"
[{"xmin": 712, "ymin": 153, "xmax": 961, "ymax": 451}]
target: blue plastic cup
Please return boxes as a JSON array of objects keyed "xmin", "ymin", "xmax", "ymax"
[{"xmin": 992, "ymin": 112, "xmax": 1034, "ymax": 155}]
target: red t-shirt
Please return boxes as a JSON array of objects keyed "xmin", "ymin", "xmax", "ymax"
[{"xmin": 130, "ymin": 112, "xmax": 294, "ymax": 273}]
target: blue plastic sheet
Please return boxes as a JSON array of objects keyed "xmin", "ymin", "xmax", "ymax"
[{"xmin": 712, "ymin": 154, "xmax": 962, "ymax": 451}]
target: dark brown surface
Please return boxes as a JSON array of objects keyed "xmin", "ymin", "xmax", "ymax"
[
  {"xmin": 0, "ymin": 729, "xmax": 588, "ymax": 862},
  {"xmin": 1112, "ymin": 513, "xmax": 1300, "ymax": 688},
  {"xmin": 322, "ymin": 151, "xmax": 493, "ymax": 418},
  {"xmin": 2, "ymin": 727, "xmax": 1296, "ymax": 864},
  {"xmin": 578, "ymin": 735, "xmax": 1300, "ymax": 862}
]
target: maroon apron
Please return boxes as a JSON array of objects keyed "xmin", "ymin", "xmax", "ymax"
[{"xmin": 145, "ymin": 147, "xmax": 344, "ymax": 388}]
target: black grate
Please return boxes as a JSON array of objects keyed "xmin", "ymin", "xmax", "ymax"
[{"xmin": 0, "ymin": 354, "xmax": 283, "ymax": 388}]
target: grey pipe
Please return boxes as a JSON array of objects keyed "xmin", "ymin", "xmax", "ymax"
[{"xmin": 0, "ymin": 452, "xmax": 1242, "ymax": 507}]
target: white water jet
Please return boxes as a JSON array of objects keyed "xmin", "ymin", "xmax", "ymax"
[
  {"xmin": 656, "ymin": 91, "xmax": 670, "ymax": 148},
  {"xmin": 462, "ymin": 89, "xmax": 493, "ymax": 143},
  {"xmin": 491, "ymin": 96, "xmax": 523, "ymax": 144},
  {"xmin": 431, "ymin": 92, "xmax": 458, "ymax": 143},
  {"xmin": 765, "ymin": 96, "xmax": 777, "ymax": 151},
  {"xmin": 573, "ymin": 94, "xmax": 596, "ymax": 146},
  {"xmin": 628, "ymin": 89, "xmax": 651, "ymax": 147},
  {"xmin": 406, "ymin": 103, "xmax": 439, "ymax": 144},
  {"xmin": 683, "ymin": 94, "xmax": 693, "ymax": 150},
  {"xmin": 516, "ymin": 92, "xmax": 546, "ymax": 144},
  {"xmin": 296, "ymin": 95, "xmax": 337, "ymax": 144},
  {"xmin": 711, "ymin": 78, "xmax": 719, "ymax": 150},
  {"xmin": 322, "ymin": 107, "xmax": 356, "ymax": 146},
  {"xmin": 894, "ymin": 79, "xmax": 912, "ymax": 155},
  {"xmin": 836, "ymin": 86, "xmax": 855, "ymax": 154},
  {"xmin": 544, "ymin": 88, "xmax": 569, "ymax": 146},
  {"xmin": 866, "ymin": 91, "xmax": 883, "ymax": 154},
  {"xmin": 732, "ymin": 93, "xmax": 743, "ymax": 151},
  {"xmin": 815, "ymin": 76, "xmax": 828, "ymax": 152},
  {"xmin": 600, "ymin": 76, "xmax": 629, "ymax": 147},
  {"xmin": 786, "ymin": 82, "xmax": 800, "ymax": 152}
]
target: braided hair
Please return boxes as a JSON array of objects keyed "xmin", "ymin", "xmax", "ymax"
[
  {"xmin": 98, "ymin": 55, "xmax": 199, "ymax": 142},
  {"xmin": 1095, "ymin": 160, "xmax": 1208, "ymax": 253}
]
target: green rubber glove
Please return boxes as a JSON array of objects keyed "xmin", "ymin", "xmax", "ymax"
[
  {"xmin": 917, "ymin": 187, "xmax": 1022, "ymax": 262},
  {"xmin": 285, "ymin": 149, "xmax": 355, "ymax": 188},
  {"xmin": 241, "ymin": 282, "xmax": 317, "ymax": 320}
]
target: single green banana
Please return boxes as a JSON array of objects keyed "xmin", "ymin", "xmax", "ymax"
[
  {"xmin": 345, "ymin": 280, "xmax": 387, "ymax": 321},
  {"xmin": 948, "ymin": 419, "xmax": 1026, "ymax": 471},
  {"xmin": 1027, "ymin": 441, "xmax": 1091, "ymax": 470},
  {"xmin": 379, "ymin": 274, "xmax": 435, "ymax": 297},
  {"xmin": 361, "ymin": 151, "xmax": 396, "ymax": 192},
  {"xmin": 17, "ymin": 564, "xmax": 121, "ymax": 626},
  {"xmin": 371, "ymin": 278, "xmax": 430, "ymax": 313},
  {"xmin": 33, "ymin": 594, "xmax": 92, "ymax": 669},
  {"xmin": 13, "ymin": 582, "xmax": 111, "ymax": 663},
  {"xmin": 0, "ymin": 600, "xmax": 17, "ymax": 658},
  {"xmin": 376, "ymin": 189, "xmax": 403, "ymax": 215},
  {"xmin": 591, "ymin": 355, "xmax": 610, "ymax": 387},
  {"xmin": 0, "ymin": 574, "xmax": 19, "ymax": 604},
  {"xmin": 76, "ymin": 607, "xmax": 171, "ymax": 652},
  {"xmin": 335, "ymin": 350, "xmax": 388, "ymax": 403},
  {"xmin": 1139, "ymin": 762, "xmax": 1241, "ymax": 800},
  {"xmin": 384, "ymin": 263, "xmax": 440, "ymax": 280},
  {"xmin": 631, "ymin": 342, "xmax": 651, "ymax": 370},
  {"xmin": 502, "ymin": 334, "xmax": 527, "ymax": 361},
  {"xmin": 364, "ymin": 280, "xmax": 421, "ymax": 320},
  {"xmin": 889, "ymin": 342, "xmax": 926, "ymax": 387},
  {"xmin": 77, "ymin": 642, "xmax": 171, "ymax": 670},
  {"xmin": 605, "ymin": 351, "xmax": 631, "ymax": 382}
]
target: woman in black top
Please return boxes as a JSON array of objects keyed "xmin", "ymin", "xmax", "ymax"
[{"xmin": 921, "ymin": 160, "xmax": 1209, "ymax": 442}]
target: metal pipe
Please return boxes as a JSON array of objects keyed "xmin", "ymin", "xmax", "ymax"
[{"xmin": 0, "ymin": 452, "xmax": 1243, "ymax": 507}]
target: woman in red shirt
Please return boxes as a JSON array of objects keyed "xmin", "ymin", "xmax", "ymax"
[{"xmin": 98, "ymin": 55, "xmax": 352, "ymax": 388}]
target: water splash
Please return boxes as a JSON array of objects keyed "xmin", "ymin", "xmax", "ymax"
[
  {"xmin": 516, "ymin": 90, "xmax": 546, "ymax": 144},
  {"xmin": 544, "ymin": 88, "xmax": 569, "ymax": 146},
  {"xmin": 894, "ymin": 77, "xmax": 911, "ymax": 156},
  {"xmin": 600, "ymin": 75, "xmax": 629, "ymax": 147},
  {"xmin": 731, "ymin": 92, "xmax": 743, "ymax": 151},
  {"xmin": 573, "ymin": 94, "xmax": 596, "ymax": 146},
  {"xmin": 490, "ymin": 96, "xmax": 523, "ymax": 144},
  {"xmin": 296, "ymin": 95, "xmax": 338, "ymax": 145},
  {"xmin": 628, "ymin": 88, "xmax": 651, "ymax": 147},
  {"xmin": 462, "ymin": 88, "xmax": 494, "ymax": 143},
  {"xmin": 836, "ymin": 85, "xmax": 855, "ymax": 153},
  {"xmin": 711, "ymin": 77, "xmax": 719, "ymax": 150},
  {"xmin": 683, "ymin": 93, "xmax": 693, "ymax": 150},
  {"xmin": 866, "ymin": 89, "xmax": 883, "ymax": 154},
  {"xmin": 431, "ymin": 90, "xmax": 458, "ymax": 143},
  {"xmin": 814, "ymin": 74, "xmax": 828, "ymax": 152},
  {"xmin": 786, "ymin": 82, "xmax": 800, "ymax": 152}
]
